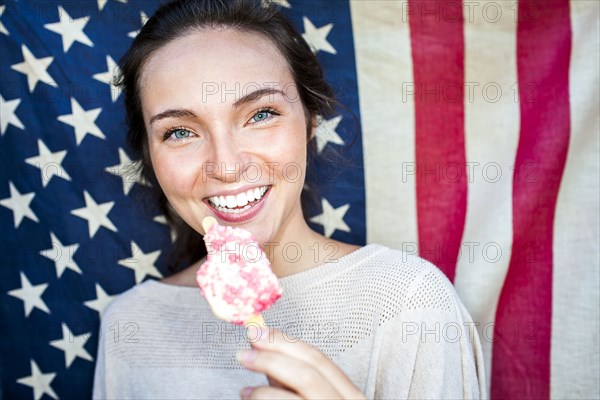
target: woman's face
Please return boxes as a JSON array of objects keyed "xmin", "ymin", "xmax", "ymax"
[{"xmin": 140, "ymin": 28, "xmax": 310, "ymax": 245}]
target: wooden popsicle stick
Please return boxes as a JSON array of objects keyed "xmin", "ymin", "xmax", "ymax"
[{"xmin": 246, "ymin": 313, "xmax": 265, "ymax": 327}]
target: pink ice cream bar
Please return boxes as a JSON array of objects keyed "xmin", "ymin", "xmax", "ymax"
[{"xmin": 196, "ymin": 217, "xmax": 282, "ymax": 325}]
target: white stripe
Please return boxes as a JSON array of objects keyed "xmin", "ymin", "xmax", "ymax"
[
  {"xmin": 453, "ymin": 2, "xmax": 519, "ymax": 395},
  {"xmin": 350, "ymin": 0, "xmax": 418, "ymax": 248},
  {"xmin": 552, "ymin": 1, "xmax": 600, "ymax": 397}
]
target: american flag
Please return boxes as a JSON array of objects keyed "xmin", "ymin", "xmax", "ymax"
[{"xmin": 0, "ymin": 0, "xmax": 598, "ymax": 399}]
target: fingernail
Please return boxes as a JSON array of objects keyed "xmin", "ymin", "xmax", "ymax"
[
  {"xmin": 236, "ymin": 349, "xmax": 257, "ymax": 364},
  {"xmin": 240, "ymin": 386, "xmax": 253, "ymax": 400}
]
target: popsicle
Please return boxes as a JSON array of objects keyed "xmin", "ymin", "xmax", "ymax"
[{"xmin": 196, "ymin": 217, "xmax": 282, "ymax": 326}]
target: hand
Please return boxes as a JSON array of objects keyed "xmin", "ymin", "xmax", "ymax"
[{"xmin": 237, "ymin": 327, "xmax": 367, "ymax": 400}]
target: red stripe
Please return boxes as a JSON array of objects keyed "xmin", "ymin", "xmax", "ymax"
[
  {"xmin": 409, "ymin": 0, "xmax": 467, "ymax": 282},
  {"xmin": 491, "ymin": 1, "xmax": 572, "ymax": 398}
]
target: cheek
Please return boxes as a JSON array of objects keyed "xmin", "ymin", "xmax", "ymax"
[{"xmin": 149, "ymin": 150, "xmax": 199, "ymax": 197}]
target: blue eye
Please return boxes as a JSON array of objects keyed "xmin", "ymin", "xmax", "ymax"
[
  {"xmin": 163, "ymin": 127, "xmax": 195, "ymax": 142},
  {"xmin": 249, "ymin": 108, "xmax": 280, "ymax": 125},
  {"xmin": 251, "ymin": 111, "xmax": 271, "ymax": 123},
  {"xmin": 172, "ymin": 129, "xmax": 191, "ymax": 139}
]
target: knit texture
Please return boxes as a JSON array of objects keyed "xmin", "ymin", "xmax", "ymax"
[{"xmin": 93, "ymin": 244, "xmax": 486, "ymax": 399}]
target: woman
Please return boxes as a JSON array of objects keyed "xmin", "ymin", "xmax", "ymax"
[{"xmin": 93, "ymin": 0, "xmax": 486, "ymax": 398}]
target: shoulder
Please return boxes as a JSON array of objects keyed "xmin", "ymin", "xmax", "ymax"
[
  {"xmin": 100, "ymin": 280, "xmax": 159, "ymax": 328},
  {"xmin": 349, "ymin": 244, "xmax": 459, "ymax": 315}
]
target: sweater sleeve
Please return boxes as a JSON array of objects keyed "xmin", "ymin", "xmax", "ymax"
[
  {"xmin": 374, "ymin": 265, "xmax": 487, "ymax": 399},
  {"xmin": 92, "ymin": 322, "xmax": 107, "ymax": 400}
]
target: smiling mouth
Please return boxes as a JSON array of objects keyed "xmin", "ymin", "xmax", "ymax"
[{"xmin": 206, "ymin": 185, "xmax": 270, "ymax": 214}]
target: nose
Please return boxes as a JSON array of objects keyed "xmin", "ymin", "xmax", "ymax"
[{"xmin": 204, "ymin": 132, "xmax": 247, "ymax": 183}]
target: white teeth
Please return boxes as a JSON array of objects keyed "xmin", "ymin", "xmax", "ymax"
[
  {"xmin": 226, "ymin": 195, "xmax": 236, "ymax": 208},
  {"xmin": 215, "ymin": 204, "xmax": 252, "ymax": 214},
  {"xmin": 236, "ymin": 192, "xmax": 248, "ymax": 207},
  {"xmin": 208, "ymin": 186, "xmax": 269, "ymax": 209}
]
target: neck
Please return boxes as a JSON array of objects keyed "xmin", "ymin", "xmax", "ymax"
[
  {"xmin": 161, "ymin": 207, "xmax": 360, "ymax": 287},
  {"xmin": 265, "ymin": 209, "xmax": 326, "ymax": 278}
]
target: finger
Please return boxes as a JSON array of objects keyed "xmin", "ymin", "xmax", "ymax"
[
  {"xmin": 248, "ymin": 328, "xmax": 364, "ymax": 399},
  {"xmin": 238, "ymin": 349, "xmax": 341, "ymax": 399},
  {"xmin": 241, "ymin": 386, "xmax": 301, "ymax": 400}
]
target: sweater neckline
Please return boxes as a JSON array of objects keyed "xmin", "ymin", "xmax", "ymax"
[{"xmin": 140, "ymin": 244, "xmax": 385, "ymax": 305}]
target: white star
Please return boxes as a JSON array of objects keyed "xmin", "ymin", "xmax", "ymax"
[
  {"xmin": 118, "ymin": 241, "xmax": 163, "ymax": 283},
  {"xmin": 8, "ymin": 272, "xmax": 50, "ymax": 317},
  {"xmin": 71, "ymin": 191, "xmax": 117, "ymax": 238},
  {"xmin": 105, "ymin": 148, "xmax": 148, "ymax": 195},
  {"xmin": 153, "ymin": 215, "xmax": 177, "ymax": 242},
  {"xmin": 0, "ymin": 5, "xmax": 8, "ymax": 36},
  {"xmin": 40, "ymin": 232, "xmax": 81, "ymax": 278},
  {"xmin": 57, "ymin": 97, "xmax": 105, "ymax": 145},
  {"xmin": 1, "ymin": 95, "xmax": 25, "ymax": 135},
  {"xmin": 11, "ymin": 45, "xmax": 57, "ymax": 92},
  {"xmin": 98, "ymin": 0, "xmax": 127, "ymax": 11},
  {"xmin": 310, "ymin": 198, "xmax": 351, "ymax": 237},
  {"xmin": 128, "ymin": 11, "xmax": 149, "ymax": 38},
  {"xmin": 302, "ymin": 16, "xmax": 336, "ymax": 54},
  {"xmin": 314, "ymin": 115, "xmax": 344, "ymax": 154},
  {"xmin": 262, "ymin": 0, "xmax": 291, "ymax": 7},
  {"xmin": 0, "ymin": 182, "xmax": 38, "ymax": 228},
  {"xmin": 25, "ymin": 139, "xmax": 72, "ymax": 188},
  {"xmin": 84, "ymin": 283, "xmax": 117, "ymax": 319},
  {"xmin": 49, "ymin": 323, "xmax": 93, "ymax": 368},
  {"xmin": 44, "ymin": 6, "xmax": 93, "ymax": 53},
  {"xmin": 16, "ymin": 360, "xmax": 58, "ymax": 400},
  {"xmin": 93, "ymin": 55, "xmax": 122, "ymax": 102}
]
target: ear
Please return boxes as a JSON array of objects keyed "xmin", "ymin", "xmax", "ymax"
[{"xmin": 308, "ymin": 115, "xmax": 319, "ymax": 142}]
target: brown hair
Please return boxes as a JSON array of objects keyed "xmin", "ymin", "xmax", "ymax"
[{"xmin": 116, "ymin": 0, "xmax": 338, "ymax": 271}]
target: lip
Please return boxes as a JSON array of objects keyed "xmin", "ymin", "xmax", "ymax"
[{"xmin": 203, "ymin": 185, "xmax": 271, "ymax": 224}]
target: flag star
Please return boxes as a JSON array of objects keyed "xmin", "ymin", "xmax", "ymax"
[
  {"xmin": 153, "ymin": 215, "xmax": 177, "ymax": 242},
  {"xmin": 25, "ymin": 139, "xmax": 72, "ymax": 187},
  {"xmin": 314, "ymin": 115, "xmax": 344, "ymax": 154},
  {"xmin": 93, "ymin": 55, "xmax": 122, "ymax": 102},
  {"xmin": 16, "ymin": 360, "xmax": 58, "ymax": 400},
  {"xmin": 11, "ymin": 45, "xmax": 57, "ymax": 92},
  {"xmin": 8, "ymin": 272, "xmax": 50, "ymax": 317},
  {"xmin": 118, "ymin": 241, "xmax": 163, "ymax": 284},
  {"xmin": 44, "ymin": 6, "xmax": 93, "ymax": 53},
  {"xmin": 0, "ymin": 182, "xmax": 39, "ymax": 228},
  {"xmin": 105, "ymin": 148, "xmax": 148, "ymax": 195},
  {"xmin": 71, "ymin": 191, "xmax": 117, "ymax": 238},
  {"xmin": 310, "ymin": 198, "xmax": 351, "ymax": 237},
  {"xmin": 262, "ymin": 0, "xmax": 291, "ymax": 7},
  {"xmin": 128, "ymin": 11, "xmax": 149, "ymax": 38},
  {"xmin": 40, "ymin": 232, "xmax": 81, "ymax": 278},
  {"xmin": 57, "ymin": 97, "xmax": 105, "ymax": 145},
  {"xmin": 1, "ymin": 95, "xmax": 25, "ymax": 135},
  {"xmin": 84, "ymin": 283, "xmax": 117, "ymax": 319},
  {"xmin": 0, "ymin": 5, "xmax": 8, "ymax": 36},
  {"xmin": 98, "ymin": 0, "xmax": 127, "ymax": 11},
  {"xmin": 49, "ymin": 323, "xmax": 93, "ymax": 368},
  {"xmin": 302, "ymin": 16, "xmax": 336, "ymax": 54}
]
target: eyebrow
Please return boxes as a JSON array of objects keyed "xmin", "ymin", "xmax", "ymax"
[
  {"xmin": 149, "ymin": 88, "xmax": 285, "ymax": 126},
  {"xmin": 149, "ymin": 108, "xmax": 198, "ymax": 126},
  {"xmin": 232, "ymin": 88, "xmax": 285, "ymax": 109}
]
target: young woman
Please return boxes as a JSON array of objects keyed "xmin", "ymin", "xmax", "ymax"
[{"xmin": 93, "ymin": 1, "xmax": 486, "ymax": 398}]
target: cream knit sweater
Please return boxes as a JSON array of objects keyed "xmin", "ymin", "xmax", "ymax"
[{"xmin": 93, "ymin": 244, "xmax": 486, "ymax": 399}]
